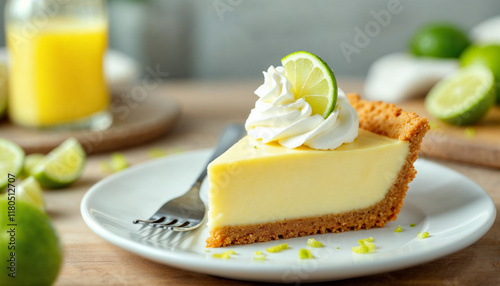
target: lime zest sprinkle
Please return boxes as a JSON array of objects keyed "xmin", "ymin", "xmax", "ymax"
[
  {"xmin": 101, "ymin": 153, "xmax": 129, "ymax": 174},
  {"xmin": 352, "ymin": 245, "xmax": 370, "ymax": 254},
  {"xmin": 266, "ymin": 243, "xmax": 289, "ymax": 253},
  {"xmin": 306, "ymin": 238, "xmax": 323, "ymax": 248},
  {"xmin": 147, "ymin": 148, "xmax": 168, "ymax": 159},
  {"xmin": 394, "ymin": 225, "xmax": 403, "ymax": 232},
  {"xmin": 110, "ymin": 153, "xmax": 129, "ymax": 172},
  {"xmin": 364, "ymin": 241, "xmax": 375, "ymax": 251},
  {"xmin": 298, "ymin": 249, "xmax": 314, "ymax": 259},
  {"xmin": 359, "ymin": 237, "xmax": 374, "ymax": 243},
  {"xmin": 464, "ymin": 127, "xmax": 476, "ymax": 139},
  {"xmin": 337, "ymin": 247, "xmax": 340, "ymax": 249},
  {"xmin": 254, "ymin": 255, "xmax": 266, "ymax": 261},
  {"xmin": 417, "ymin": 232, "xmax": 430, "ymax": 239},
  {"xmin": 253, "ymin": 251, "xmax": 266, "ymax": 261},
  {"xmin": 410, "ymin": 223, "xmax": 416, "ymax": 227},
  {"xmin": 212, "ymin": 252, "xmax": 230, "ymax": 259},
  {"xmin": 212, "ymin": 250, "xmax": 236, "ymax": 259},
  {"xmin": 353, "ymin": 237, "xmax": 376, "ymax": 254}
]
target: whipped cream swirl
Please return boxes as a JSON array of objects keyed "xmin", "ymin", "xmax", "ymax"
[{"xmin": 245, "ymin": 65, "xmax": 359, "ymax": 150}]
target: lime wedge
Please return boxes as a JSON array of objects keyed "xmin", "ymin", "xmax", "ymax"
[
  {"xmin": 281, "ymin": 51, "xmax": 337, "ymax": 118},
  {"xmin": 0, "ymin": 138, "xmax": 25, "ymax": 191},
  {"xmin": 425, "ymin": 66, "xmax": 496, "ymax": 125},
  {"xmin": 31, "ymin": 138, "xmax": 86, "ymax": 188},
  {"xmin": 23, "ymin": 153, "xmax": 45, "ymax": 177},
  {"xmin": 17, "ymin": 176, "xmax": 45, "ymax": 211}
]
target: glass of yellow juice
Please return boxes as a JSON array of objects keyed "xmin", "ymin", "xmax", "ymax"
[{"xmin": 5, "ymin": 0, "xmax": 112, "ymax": 130}]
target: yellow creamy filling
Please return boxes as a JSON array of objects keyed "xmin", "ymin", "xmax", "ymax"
[{"xmin": 207, "ymin": 129, "xmax": 409, "ymax": 229}]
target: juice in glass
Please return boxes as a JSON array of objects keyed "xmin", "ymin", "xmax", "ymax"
[{"xmin": 5, "ymin": 2, "xmax": 112, "ymax": 130}]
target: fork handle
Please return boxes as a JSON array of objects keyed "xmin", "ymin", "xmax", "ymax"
[{"xmin": 195, "ymin": 124, "xmax": 246, "ymax": 183}]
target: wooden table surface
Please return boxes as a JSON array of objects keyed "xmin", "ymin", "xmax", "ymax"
[{"xmin": 48, "ymin": 79, "xmax": 499, "ymax": 286}]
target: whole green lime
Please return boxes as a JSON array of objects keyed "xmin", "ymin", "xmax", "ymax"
[
  {"xmin": 460, "ymin": 44, "xmax": 500, "ymax": 103},
  {"xmin": 410, "ymin": 23, "xmax": 470, "ymax": 58},
  {"xmin": 0, "ymin": 198, "xmax": 63, "ymax": 286}
]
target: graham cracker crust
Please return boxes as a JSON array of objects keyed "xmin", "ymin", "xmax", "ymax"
[{"xmin": 206, "ymin": 94, "xmax": 429, "ymax": 248}]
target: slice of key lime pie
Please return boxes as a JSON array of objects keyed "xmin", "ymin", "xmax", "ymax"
[{"xmin": 206, "ymin": 51, "xmax": 429, "ymax": 247}]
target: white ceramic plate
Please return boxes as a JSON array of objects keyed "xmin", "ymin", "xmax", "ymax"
[{"xmin": 81, "ymin": 150, "xmax": 496, "ymax": 283}]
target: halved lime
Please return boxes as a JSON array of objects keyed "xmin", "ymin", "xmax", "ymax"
[
  {"xmin": 425, "ymin": 66, "xmax": 496, "ymax": 125},
  {"xmin": 0, "ymin": 138, "xmax": 25, "ymax": 191},
  {"xmin": 31, "ymin": 138, "xmax": 86, "ymax": 188},
  {"xmin": 281, "ymin": 51, "xmax": 337, "ymax": 118},
  {"xmin": 17, "ymin": 176, "xmax": 45, "ymax": 211},
  {"xmin": 460, "ymin": 44, "xmax": 500, "ymax": 103}
]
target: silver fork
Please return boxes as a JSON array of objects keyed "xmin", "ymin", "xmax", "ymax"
[{"xmin": 132, "ymin": 124, "xmax": 246, "ymax": 231}]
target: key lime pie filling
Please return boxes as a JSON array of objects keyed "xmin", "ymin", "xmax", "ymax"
[{"xmin": 206, "ymin": 52, "xmax": 429, "ymax": 247}]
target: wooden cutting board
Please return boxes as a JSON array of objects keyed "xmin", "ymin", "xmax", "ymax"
[
  {"xmin": 0, "ymin": 93, "xmax": 181, "ymax": 154},
  {"xmin": 398, "ymin": 99, "xmax": 500, "ymax": 169}
]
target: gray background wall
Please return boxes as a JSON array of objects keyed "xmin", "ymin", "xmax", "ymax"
[{"xmin": 1, "ymin": 0, "xmax": 500, "ymax": 79}]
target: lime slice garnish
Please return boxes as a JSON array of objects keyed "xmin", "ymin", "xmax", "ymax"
[
  {"xmin": 0, "ymin": 138, "xmax": 25, "ymax": 191},
  {"xmin": 281, "ymin": 51, "xmax": 337, "ymax": 118},
  {"xmin": 31, "ymin": 138, "xmax": 86, "ymax": 188},
  {"xmin": 425, "ymin": 66, "xmax": 496, "ymax": 125},
  {"xmin": 17, "ymin": 176, "xmax": 45, "ymax": 211}
]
